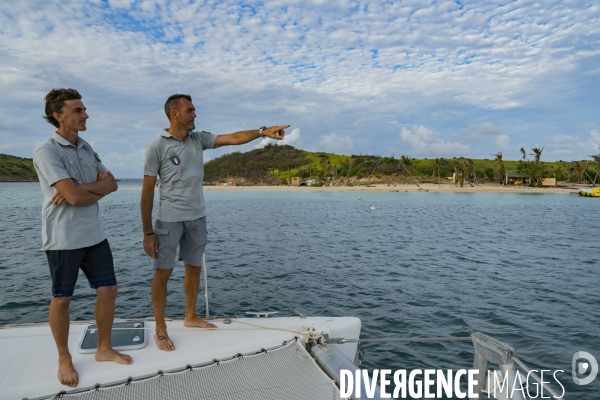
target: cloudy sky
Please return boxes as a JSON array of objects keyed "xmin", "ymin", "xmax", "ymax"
[{"xmin": 1, "ymin": 0, "xmax": 599, "ymax": 177}]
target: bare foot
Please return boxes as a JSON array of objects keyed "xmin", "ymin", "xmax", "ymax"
[
  {"xmin": 154, "ymin": 332, "xmax": 175, "ymax": 351},
  {"xmin": 95, "ymin": 348, "xmax": 133, "ymax": 364},
  {"xmin": 58, "ymin": 355, "xmax": 79, "ymax": 387},
  {"xmin": 184, "ymin": 316, "xmax": 217, "ymax": 329}
]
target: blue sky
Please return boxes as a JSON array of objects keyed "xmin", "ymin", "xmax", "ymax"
[{"xmin": 1, "ymin": 0, "xmax": 599, "ymax": 178}]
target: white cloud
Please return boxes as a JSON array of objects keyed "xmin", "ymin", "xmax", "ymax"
[
  {"xmin": 319, "ymin": 132, "xmax": 354, "ymax": 155},
  {"xmin": 0, "ymin": 0, "xmax": 598, "ymax": 171},
  {"xmin": 495, "ymin": 134, "xmax": 511, "ymax": 150},
  {"xmin": 399, "ymin": 125, "xmax": 471, "ymax": 157},
  {"xmin": 280, "ymin": 128, "xmax": 301, "ymax": 147},
  {"xmin": 108, "ymin": 0, "xmax": 135, "ymax": 9},
  {"xmin": 456, "ymin": 122, "xmax": 504, "ymax": 141},
  {"xmin": 455, "ymin": 122, "xmax": 511, "ymax": 151},
  {"xmin": 591, "ymin": 129, "xmax": 600, "ymax": 145},
  {"xmin": 253, "ymin": 138, "xmax": 271, "ymax": 150},
  {"xmin": 545, "ymin": 129, "xmax": 600, "ymax": 157},
  {"xmin": 252, "ymin": 128, "xmax": 300, "ymax": 149},
  {"xmin": 102, "ymin": 148, "xmax": 146, "ymax": 177}
]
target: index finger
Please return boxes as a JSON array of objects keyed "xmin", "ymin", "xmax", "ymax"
[{"xmin": 278, "ymin": 124, "xmax": 291, "ymax": 129}]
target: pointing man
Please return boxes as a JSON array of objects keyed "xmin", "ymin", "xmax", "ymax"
[{"xmin": 141, "ymin": 94, "xmax": 289, "ymax": 351}]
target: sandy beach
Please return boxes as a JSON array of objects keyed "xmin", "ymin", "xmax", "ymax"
[{"xmin": 204, "ymin": 183, "xmax": 584, "ymax": 194}]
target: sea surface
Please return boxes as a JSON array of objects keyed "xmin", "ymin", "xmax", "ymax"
[{"xmin": 0, "ymin": 180, "xmax": 599, "ymax": 398}]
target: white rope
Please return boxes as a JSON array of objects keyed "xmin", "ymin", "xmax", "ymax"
[
  {"xmin": 0, "ymin": 324, "xmax": 316, "ymax": 339},
  {"xmin": 229, "ymin": 320, "xmax": 318, "ymax": 338}
]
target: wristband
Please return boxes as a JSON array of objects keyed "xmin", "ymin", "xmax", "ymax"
[{"xmin": 146, "ymin": 232, "xmax": 155, "ymax": 236}]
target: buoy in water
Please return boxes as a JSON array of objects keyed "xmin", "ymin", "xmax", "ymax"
[{"xmin": 369, "ymin": 205, "xmax": 376, "ymax": 211}]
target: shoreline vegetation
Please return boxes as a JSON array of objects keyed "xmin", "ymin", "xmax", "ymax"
[
  {"xmin": 203, "ymin": 144, "xmax": 600, "ymax": 190},
  {"xmin": 203, "ymin": 183, "xmax": 582, "ymax": 194},
  {"xmin": 0, "ymin": 154, "xmax": 38, "ymax": 182},
  {"xmin": 2, "ymin": 143, "xmax": 599, "ymax": 193}
]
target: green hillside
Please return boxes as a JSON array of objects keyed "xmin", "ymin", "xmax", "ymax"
[
  {"xmin": 205, "ymin": 144, "xmax": 599, "ymax": 185},
  {"xmin": 0, "ymin": 154, "xmax": 38, "ymax": 181}
]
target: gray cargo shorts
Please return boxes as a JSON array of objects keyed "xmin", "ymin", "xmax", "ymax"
[{"xmin": 153, "ymin": 217, "xmax": 207, "ymax": 270}]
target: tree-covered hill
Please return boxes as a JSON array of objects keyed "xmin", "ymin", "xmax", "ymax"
[
  {"xmin": 0, "ymin": 154, "xmax": 38, "ymax": 181},
  {"xmin": 204, "ymin": 144, "xmax": 596, "ymax": 185}
]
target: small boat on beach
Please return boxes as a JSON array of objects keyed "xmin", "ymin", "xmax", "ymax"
[{"xmin": 579, "ymin": 188, "xmax": 600, "ymax": 197}]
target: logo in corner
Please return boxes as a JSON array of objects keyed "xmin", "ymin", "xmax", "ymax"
[
  {"xmin": 170, "ymin": 155, "xmax": 181, "ymax": 165},
  {"xmin": 573, "ymin": 351, "xmax": 598, "ymax": 385}
]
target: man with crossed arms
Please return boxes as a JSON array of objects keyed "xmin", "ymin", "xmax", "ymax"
[
  {"xmin": 141, "ymin": 93, "xmax": 289, "ymax": 351},
  {"xmin": 33, "ymin": 88, "xmax": 132, "ymax": 388}
]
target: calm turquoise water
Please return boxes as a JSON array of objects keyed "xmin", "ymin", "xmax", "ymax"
[{"xmin": 1, "ymin": 181, "xmax": 599, "ymax": 397}]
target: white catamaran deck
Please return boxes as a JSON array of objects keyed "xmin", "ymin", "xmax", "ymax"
[{"xmin": 0, "ymin": 316, "xmax": 360, "ymax": 400}]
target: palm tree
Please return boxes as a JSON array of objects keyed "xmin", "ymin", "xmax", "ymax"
[
  {"xmin": 462, "ymin": 159, "xmax": 475, "ymax": 187},
  {"xmin": 520, "ymin": 147, "xmax": 527, "ymax": 160},
  {"xmin": 468, "ymin": 159, "xmax": 477, "ymax": 185},
  {"xmin": 529, "ymin": 147, "xmax": 545, "ymax": 185},
  {"xmin": 324, "ymin": 159, "xmax": 332, "ymax": 177},
  {"xmin": 432, "ymin": 158, "xmax": 441, "ymax": 185},
  {"xmin": 566, "ymin": 161, "xmax": 578, "ymax": 183},
  {"xmin": 589, "ymin": 146, "xmax": 600, "ymax": 186},
  {"xmin": 493, "ymin": 152, "xmax": 506, "ymax": 184},
  {"xmin": 400, "ymin": 155, "xmax": 420, "ymax": 188},
  {"xmin": 577, "ymin": 161, "xmax": 588, "ymax": 184},
  {"xmin": 530, "ymin": 147, "xmax": 544, "ymax": 165}
]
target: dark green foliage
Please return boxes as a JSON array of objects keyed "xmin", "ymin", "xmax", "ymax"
[
  {"xmin": 0, "ymin": 154, "xmax": 38, "ymax": 181},
  {"xmin": 204, "ymin": 144, "xmax": 308, "ymax": 183},
  {"xmin": 202, "ymin": 145, "xmax": 595, "ymax": 184}
]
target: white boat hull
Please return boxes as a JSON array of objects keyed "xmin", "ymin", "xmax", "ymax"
[{"xmin": 0, "ymin": 316, "xmax": 360, "ymax": 399}]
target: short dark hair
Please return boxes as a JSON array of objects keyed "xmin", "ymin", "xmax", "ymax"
[
  {"xmin": 164, "ymin": 94, "xmax": 192, "ymax": 120},
  {"xmin": 44, "ymin": 88, "xmax": 82, "ymax": 128}
]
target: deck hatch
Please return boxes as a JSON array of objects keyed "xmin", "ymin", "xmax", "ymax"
[{"xmin": 78, "ymin": 321, "xmax": 147, "ymax": 353}]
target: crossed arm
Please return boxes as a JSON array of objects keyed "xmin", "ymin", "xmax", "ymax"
[{"xmin": 52, "ymin": 171, "xmax": 118, "ymax": 206}]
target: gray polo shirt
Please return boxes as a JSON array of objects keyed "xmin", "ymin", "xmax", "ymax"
[
  {"xmin": 33, "ymin": 132, "xmax": 109, "ymax": 251},
  {"xmin": 144, "ymin": 129, "xmax": 217, "ymax": 222}
]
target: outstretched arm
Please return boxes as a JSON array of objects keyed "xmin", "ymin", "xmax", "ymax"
[{"xmin": 213, "ymin": 125, "xmax": 290, "ymax": 148}]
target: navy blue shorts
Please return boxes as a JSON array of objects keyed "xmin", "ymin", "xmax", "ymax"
[{"xmin": 45, "ymin": 239, "xmax": 117, "ymax": 297}]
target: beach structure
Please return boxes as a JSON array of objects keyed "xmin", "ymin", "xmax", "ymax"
[{"xmin": 504, "ymin": 170, "xmax": 531, "ymax": 186}]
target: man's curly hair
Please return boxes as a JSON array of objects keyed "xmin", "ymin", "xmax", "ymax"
[{"xmin": 44, "ymin": 88, "xmax": 82, "ymax": 128}]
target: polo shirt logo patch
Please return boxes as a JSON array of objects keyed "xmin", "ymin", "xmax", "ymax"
[
  {"xmin": 94, "ymin": 152, "xmax": 102, "ymax": 162},
  {"xmin": 167, "ymin": 149, "xmax": 181, "ymax": 165}
]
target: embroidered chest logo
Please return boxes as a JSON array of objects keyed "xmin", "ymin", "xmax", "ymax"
[{"xmin": 168, "ymin": 150, "xmax": 181, "ymax": 166}]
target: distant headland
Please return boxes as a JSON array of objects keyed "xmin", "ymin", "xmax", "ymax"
[
  {"xmin": 0, "ymin": 154, "xmax": 38, "ymax": 182},
  {"xmin": 2, "ymin": 144, "xmax": 598, "ymax": 188}
]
